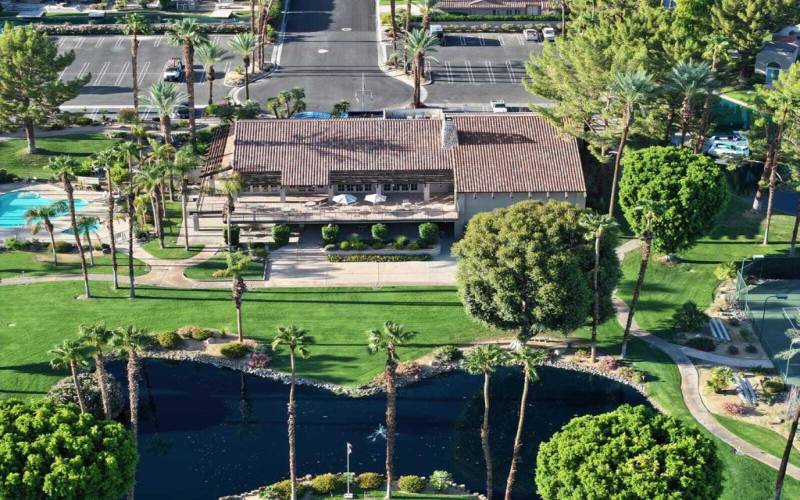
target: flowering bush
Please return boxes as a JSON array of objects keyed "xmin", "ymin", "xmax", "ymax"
[
  {"xmin": 356, "ymin": 472, "xmax": 383, "ymax": 490},
  {"xmin": 597, "ymin": 357, "xmax": 619, "ymax": 371},
  {"xmin": 428, "ymin": 470, "xmax": 453, "ymax": 492},
  {"xmin": 247, "ymin": 345, "xmax": 271, "ymax": 368},
  {"xmin": 397, "ymin": 361, "xmax": 423, "ymax": 378},
  {"xmin": 722, "ymin": 401, "xmax": 748, "ymax": 415}
]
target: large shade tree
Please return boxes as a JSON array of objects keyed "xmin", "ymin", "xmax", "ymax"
[
  {"xmin": 452, "ymin": 200, "xmax": 620, "ymax": 341},
  {"xmin": 0, "ymin": 23, "xmax": 88, "ymax": 153}
]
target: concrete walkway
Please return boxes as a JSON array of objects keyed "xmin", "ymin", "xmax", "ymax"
[{"xmin": 616, "ymin": 240, "xmax": 800, "ymax": 479}]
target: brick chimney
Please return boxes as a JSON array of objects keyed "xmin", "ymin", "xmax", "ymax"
[{"xmin": 441, "ymin": 117, "xmax": 458, "ymax": 149}]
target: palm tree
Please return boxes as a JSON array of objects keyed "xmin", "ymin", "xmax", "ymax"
[
  {"xmin": 79, "ymin": 323, "xmax": 113, "ymax": 419},
  {"xmin": 774, "ymin": 384, "xmax": 800, "ymax": 499},
  {"xmin": 141, "ymin": 81, "xmax": 188, "ymax": 145},
  {"xmin": 136, "ymin": 162, "xmax": 166, "ymax": 248},
  {"xmin": 117, "ymin": 141, "xmax": 140, "ymax": 298},
  {"xmin": 166, "ymin": 18, "xmax": 208, "ymax": 144},
  {"xmin": 229, "ymin": 32, "xmax": 257, "ymax": 101},
  {"xmin": 122, "ymin": 13, "xmax": 151, "ymax": 116},
  {"xmin": 111, "ymin": 325, "xmax": 150, "ymax": 500},
  {"xmin": 92, "ymin": 148, "xmax": 121, "ymax": 288},
  {"xmin": 147, "ymin": 138, "xmax": 176, "ymax": 202},
  {"xmin": 503, "ymin": 346, "xmax": 547, "ymax": 500},
  {"xmin": 25, "ymin": 201, "xmax": 68, "ymax": 265},
  {"xmin": 668, "ymin": 61, "xmax": 717, "ymax": 147},
  {"xmin": 49, "ymin": 339, "xmax": 91, "ymax": 414},
  {"xmin": 463, "ymin": 344, "xmax": 507, "ymax": 500},
  {"xmin": 607, "ymin": 70, "xmax": 657, "ymax": 217},
  {"xmin": 694, "ymin": 34, "xmax": 730, "ymax": 153},
  {"xmin": 416, "ymin": 0, "xmax": 440, "ymax": 30},
  {"xmin": 367, "ymin": 321, "xmax": 416, "ymax": 499},
  {"xmin": 621, "ymin": 200, "xmax": 661, "ymax": 358},
  {"xmin": 221, "ymin": 173, "xmax": 243, "ymax": 251},
  {"xmin": 580, "ymin": 212, "xmax": 618, "ymax": 363},
  {"xmin": 130, "ymin": 123, "xmax": 148, "ymax": 149},
  {"xmin": 76, "ymin": 215, "xmax": 100, "ymax": 266},
  {"xmin": 46, "ymin": 156, "xmax": 91, "ymax": 298},
  {"xmin": 272, "ymin": 325, "xmax": 313, "ymax": 500},
  {"xmin": 405, "ymin": 28, "xmax": 439, "ymax": 108},
  {"xmin": 174, "ymin": 147, "xmax": 199, "ymax": 251},
  {"xmin": 213, "ymin": 252, "xmax": 253, "ymax": 342},
  {"xmin": 197, "ymin": 41, "xmax": 226, "ymax": 105}
]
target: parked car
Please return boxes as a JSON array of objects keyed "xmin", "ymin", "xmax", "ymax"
[
  {"xmin": 430, "ymin": 24, "xmax": 444, "ymax": 40},
  {"xmin": 542, "ymin": 27, "xmax": 556, "ymax": 42},
  {"xmin": 163, "ymin": 59, "xmax": 184, "ymax": 82},
  {"xmin": 172, "ymin": 101, "xmax": 191, "ymax": 119},
  {"xmin": 703, "ymin": 133, "xmax": 750, "ymax": 158},
  {"xmin": 523, "ymin": 29, "xmax": 541, "ymax": 42},
  {"xmin": 490, "ymin": 100, "xmax": 508, "ymax": 113}
]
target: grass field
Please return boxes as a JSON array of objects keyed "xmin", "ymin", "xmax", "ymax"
[
  {"xmin": 0, "ymin": 133, "xmax": 118, "ymax": 179},
  {"xmin": 617, "ymin": 195, "xmax": 796, "ymax": 338},
  {"xmin": 142, "ymin": 202, "xmax": 204, "ymax": 259},
  {"xmin": 183, "ymin": 253, "xmax": 265, "ymax": 280},
  {"xmin": 0, "ymin": 250, "xmax": 149, "ymax": 279},
  {"xmin": 715, "ymin": 414, "xmax": 800, "ymax": 469}
]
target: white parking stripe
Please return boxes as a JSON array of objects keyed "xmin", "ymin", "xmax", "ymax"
[
  {"xmin": 485, "ymin": 61, "xmax": 495, "ymax": 84},
  {"xmin": 444, "ymin": 61, "xmax": 453, "ymax": 82},
  {"xmin": 459, "ymin": 35, "xmax": 466, "ymax": 46},
  {"xmin": 154, "ymin": 36, "xmax": 163, "ymax": 47},
  {"xmin": 137, "ymin": 61, "xmax": 151, "ymax": 85},
  {"xmin": 57, "ymin": 38, "xmax": 66, "ymax": 49},
  {"xmin": 465, "ymin": 60, "xmax": 475, "ymax": 84},
  {"xmin": 498, "ymin": 35, "xmax": 505, "ymax": 46},
  {"xmin": 95, "ymin": 37, "xmax": 105, "ymax": 48},
  {"xmin": 114, "ymin": 36, "xmax": 125, "ymax": 49},
  {"xmin": 115, "ymin": 62, "xmax": 130, "ymax": 86},
  {"xmin": 505, "ymin": 60, "xmax": 517, "ymax": 83},
  {"xmin": 93, "ymin": 62, "xmax": 110, "ymax": 85},
  {"xmin": 223, "ymin": 61, "xmax": 231, "ymax": 75},
  {"xmin": 58, "ymin": 65, "xmax": 70, "ymax": 81},
  {"xmin": 75, "ymin": 37, "xmax": 86, "ymax": 49},
  {"xmin": 77, "ymin": 62, "xmax": 90, "ymax": 79},
  {"xmin": 516, "ymin": 34, "xmax": 524, "ymax": 46},
  {"xmin": 479, "ymin": 36, "xmax": 485, "ymax": 47}
]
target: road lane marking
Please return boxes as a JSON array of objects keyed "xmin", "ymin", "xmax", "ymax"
[
  {"xmin": 95, "ymin": 37, "xmax": 105, "ymax": 48},
  {"xmin": 485, "ymin": 61, "xmax": 495, "ymax": 84},
  {"xmin": 505, "ymin": 60, "xmax": 517, "ymax": 83},
  {"xmin": 57, "ymin": 38, "xmax": 66, "ymax": 49},
  {"xmin": 465, "ymin": 60, "xmax": 475, "ymax": 84},
  {"xmin": 516, "ymin": 34, "xmax": 524, "ymax": 46},
  {"xmin": 93, "ymin": 62, "xmax": 110, "ymax": 85},
  {"xmin": 154, "ymin": 36, "xmax": 163, "ymax": 47},
  {"xmin": 115, "ymin": 61, "xmax": 130, "ymax": 86},
  {"xmin": 77, "ymin": 62, "xmax": 90, "ymax": 79},
  {"xmin": 444, "ymin": 61, "xmax": 453, "ymax": 82},
  {"xmin": 498, "ymin": 35, "xmax": 505, "ymax": 46},
  {"xmin": 137, "ymin": 61, "xmax": 151, "ymax": 86}
]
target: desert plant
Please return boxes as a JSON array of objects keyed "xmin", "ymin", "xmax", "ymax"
[
  {"xmin": 356, "ymin": 472, "xmax": 384, "ymax": 491},
  {"xmin": 714, "ymin": 260, "xmax": 738, "ymax": 281},
  {"xmin": 220, "ymin": 342, "xmax": 251, "ymax": 359},
  {"xmin": 398, "ymin": 475, "xmax": 426, "ymax": 493},
  {"xmin": 154, "ymin": 330, "xmax": 182, "ymax": 349},
  {"xmin": 433, "ymin": 345, "xmax": 462, "ymax": 364},
  {"xmin": 739, "ymin": 327, "xmax": 752, "ymax": 341},
  {"xmin": 706, "ymin": 366, "xmax": 733, "ymax": 393},
  {"xmin": 763, "ymin": 377, "xmax": 786, "ymax": 394},
  {"xmin": 311, "ymin": 473, "xmax": 339, "ymax": 495}
]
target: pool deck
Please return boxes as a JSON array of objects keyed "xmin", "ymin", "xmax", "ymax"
[{"xmin": 0, "ymin": 182, "xmax": 115, "ymax": 243}]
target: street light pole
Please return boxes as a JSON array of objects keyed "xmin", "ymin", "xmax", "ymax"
[{"xmin": 761, "ymin": 294, "xmax": 789, "ymax": 333}]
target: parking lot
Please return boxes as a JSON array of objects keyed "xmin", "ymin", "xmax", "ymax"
[
  {"xmin": 56, "ymin": 35, "xmax": 257, "ymax": 111},
  {"xmin": 423, "ymin": 32, "xmax": 546, "ymax": 108}
]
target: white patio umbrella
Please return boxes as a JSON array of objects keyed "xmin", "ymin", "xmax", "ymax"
[
  {"xmin": 332, "ymin": 194, "xmax": 357, "ymax": 205},
  {"xmin": 364, "ymin": 193, "xmax": 387, "ymax": 204}
]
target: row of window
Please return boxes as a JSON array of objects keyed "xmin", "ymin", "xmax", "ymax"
[{"xmin": 336, "ymin": 183, "xmax": 420, "ymax": 193}]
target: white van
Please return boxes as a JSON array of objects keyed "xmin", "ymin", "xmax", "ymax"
[
  {"xmin": 542, "ymin": 26, "xmax": 556, "ymax": 42},
  {"xmin": 430, "ymin": 25, "xmax": 444, "ymax": 40},
  {"xmin": 523, "ymin": 29, "xmax": 541, "ymax": 42}
]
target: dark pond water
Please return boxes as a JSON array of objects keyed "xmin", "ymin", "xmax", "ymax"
[{"xmin": 108, "ymin": 360, "xmax": 649, "ymax": 500}]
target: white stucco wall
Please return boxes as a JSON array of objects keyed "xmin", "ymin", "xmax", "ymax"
[{"xmin": 455, "ymin": 191, "xmax": 586, "ymax": 234}]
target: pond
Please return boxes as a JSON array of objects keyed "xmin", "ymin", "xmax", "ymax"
[{"xmin": 108, "ymin": 360, "xmax": 649, "ymax": 500}]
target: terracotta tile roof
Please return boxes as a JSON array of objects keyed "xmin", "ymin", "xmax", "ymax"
[
  {"xmin": 231, "ymin": 114, "xmax": 584, "ymax": 194},
  {"xmin": 439, "ymin": 0, "xmax": 548, "ymax": 10},
  {"xmin": 201, "ymin": 125, "xmax": 232, "ymax": 178}
]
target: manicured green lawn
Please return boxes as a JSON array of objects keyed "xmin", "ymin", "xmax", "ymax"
[
  {"xmin": 183, "ymin": 253, "xmax": 265, "ymax": 280},
  {"xmin": 0, "ymin": 133, "xmax": 118, "ymax": 179},
  {"xmin": 715, "ymin": 414, "xmax": 800, "ymax": 469},
  {"xmin": 617, "ymin": 195, "xmax": 796, "ymax": 338},
  {"xmin": 142, "ymin": 202, "xmax": 204, "ymax": 259},
  {"xmin": 0, "ymin": 250, "xmax": 149, "ymax": 279},
  {"xmin": 359, "ymin": 493, "xmax": 472, "ymax": 499}
]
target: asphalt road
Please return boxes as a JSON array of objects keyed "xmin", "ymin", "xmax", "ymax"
[{"xmin": 243, "ymin": 0, "xmax": 412, "ymax": 111}]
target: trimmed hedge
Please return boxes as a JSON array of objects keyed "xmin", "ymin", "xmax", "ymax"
[
  {"xmin": 356, "ymin": 472, "xmax": 384, "ymax": 491},
  {"xmin": 220, "ymin": 342, "xmax": 251, "ymax": 359},
  {"xmin": 154, "ymin": 330, "xmax": 182, "ymax": 349},
  {"xmin": 398, "ymin": 475, "xmax": 426, "ymax": 493},
  {"xmin": 327, "ymin": 254, "xmax": 432, "ymax": 263},
  {"xmin": 408, "ymin": 13, "xmax": 560, "ymax": 22}
]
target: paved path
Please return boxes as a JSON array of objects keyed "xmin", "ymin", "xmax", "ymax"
[{"xmin": 615, "ymin": 241, "xmax": 800, "ymax": 479}]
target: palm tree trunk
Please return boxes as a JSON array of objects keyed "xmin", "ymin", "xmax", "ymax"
[
  {"xmin": 131, "ymin": 34, "xmax": 140, "ymax": 115},
  {"xmin": 64, "ymin": 178, "xmax": 91, "ymax": 299},
  {"xmin": 184, "ymin": 43, "xmax": 197, "ymax": 144},
  {"xmin": 763, "ymin": 113, "xmax": 787, "ymax": 245},
  {"xmin": 678, "ymin": 99, "xmax": 690, "ymax": 147},
  {"xmin": 161, "ymin": 114, "xmax": 172, "ymax": 145},
  {"xmin": 235, "ymin": 301, "xmax": 243, "ymax": 343},
  {"xmin": 227, "ymin": 201, "xmax": 233, "ymax": 251},
  {"xmin": 503, "ymin": 368, "xmax": 529, "ymax": 500},
  {"xmin": 389, "ymin": 0, "xmax": 398, "ymax": 50},
  {"xmin": 404, "ymin": 0, "xmax": 410, "ymax": 33},
  {"xmin": 150, "ymin": 195, "xmax": 164, "ymax": 249},
  {"xmin": 243, "ymin": 58, "xmax": 250, "ymax": 101},
  {"xmin": 790, "ymin": 199, "xmax": 800, "ymax": 256},
  {"xmin": 127, "ymin": 350, "xmax": 140, "ymax": 500},
  {"xmin": 127, "ymin": 164, "xmax": 136, "ymax": 299},
  {"xmin": 663, "ymin": 106, "xmax": 676, "ymax": 145},
  {"xmin": 208, "ymin": 67, "xmax": 215, "ymax": 105},
  {"xmin": 413, "ymin": 53, "xmax": 422, "ymax": 108},
  {"xmin": 70, "ymin": 361, "xmax": 88, "ymax": 414},
  {"xmin": 481, "ymin": 371, "xmax": 493, "ymax": 500},
  {"xmin": 95, "ymin": 353, "xmax": 112, "ymax": 419},
  {"xmin": 107, "ymin": 171, "xmax": 119, "ymax": 289},
  {"xmin": 288, "ymin": 351, "xmax": 298, "ymax": 500},
  {"xmin": 753, "ymin": 159, "xmax": 771, "ymax": 212},
  {"xmin": 621, "ymin": 231, "xmax": 652, "ymax": 358},
  {"xmin": 608, "ymin": 111, "xmax": 630, "ymax": 217},
  {"xmin": 774, "ymin": 406, "xmax": 800, "ymax": 500},
  {"xmin": 46, "ymin": 222, "xmax": 58, "ymax": 266},
  {"xmin": 693, "ymin": 92, "xmax": 714, "ymax": 153},
  {"xmin": 384, "ymin": 358, "xmax": 397, "ymax": 500},
  {"xmin": 182, "ymin": 180, "xmax": 190, "ymax": 251},
  {"xmin": 590, "ymin": 231, "xmax": 601, "ymax": 363},
  {"xmin": 85, "ymin": 231, "xmax": 95, "ymax": 266}
]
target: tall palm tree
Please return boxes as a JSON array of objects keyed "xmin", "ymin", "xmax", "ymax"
[
  {"xmin": 607, "ymin": 70, "xmax": 657, "ymax": 217},
  {"xmin": 196, "ymin": 41, "xmax": 226, "ymax": 105},
  {"xmin": 76, "ymin": 215, "xmax": 100, "ymax": 266},
  {"xmin": 503, "ymin": 346, "xmax": 547, "ymax": 500},
  {"xmin": 92, "ymin": 148, "xmax": 121, "ymax": 288},
  {"xmin": 136, "ymin": 162, "xmax": 166, "ymax": 248},
  {"xmin": 367, "ymin": 321, "xmax": 416, "ymax": 499},
  {"xmin": 221, "ymin": 172, "xmax": 243, "ymax": 251},
  {"xmin": 141, "ymin": 81, "xmax": 188, "ymax": 145},
  {"xmin": 668, "ymin": 61, "xmax": 717, "ymax": 147},
  {"xmin": 122, "ymin": 13, "xmax": 151, "ymax": 116},
  {"xmin": 229, "ymin": 32, "xmax": 257, "ymax": 101},
  {"xmin": 463, "ymin": 345, "xmax": 507, "ymax": 500},
  {"xmin": 117, "ymin": 141, "xmax": 140, "ymax": 298},
  {"xmin": 272, "ymin": 325, "xmax": 313, "ymax": 500},
  {"xmin": 774, "ymin": 385, "xmax": 800, "ymax": 500},
  {"xmin": 389, "ymin": 0, "xmax": 398, "ymax": 50},
  {"xmin": 579, "ymin": 212, "xmax": 618, "ymax": 363},
  {"xmin": 174, "ymin": 147, "xmax": 199, "ymax": 251},
  {"xmin": 111, "ymin": 325, "xmax": 150, "ymax": 500},
  {"xmin": 46, "ymin": 156, "xmax": 91, "ymax": 298},
  {"xmin": 166, "ymin": 18, "xmax": 208, "ymax": 144},
  {"xmin": 621, "ymin": 200, "xmax": 661, "ymax": 358},
  {"xmin": 25, "ymin": 201, "xmax": 68, "ymax": 265},
  {"xmin": 49, "ymin": 339, "xmax": 91, "ymax": 414},
  {"xmin": 405, "ymin": 28, "xmax": 439, "ymax": 108},
  {"xmin": 694, "ymin": 34, "xmax": 730, "ymax": 153},
  {"xmin": 416, "ymin": 0, "xmax": 440, "ymax": 30},
  {"xmin": 213, "ymin": 252, "xmax": 253, "ymax": 342},
  {"xmin": 79, "ymin": 323, "xmax": 113, "ymax": 419}
]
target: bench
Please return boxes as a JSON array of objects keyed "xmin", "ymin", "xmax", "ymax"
[
  {"xmin": 709, "ymin": 318, "xmax": 731, "ymax": 343},
  {"xmin": 734, "ymin": 374, "xmax": 758, "ymax": 406}
]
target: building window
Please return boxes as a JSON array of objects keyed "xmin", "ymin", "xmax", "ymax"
[{"xmin": 339, "ymin": 183, "xmax": 373, "ymax": 193}]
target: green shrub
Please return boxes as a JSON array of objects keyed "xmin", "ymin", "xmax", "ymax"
[
  {"xmin": 762, "ymin": 377, "xmax": 786, "ymax": 394},
  {"xmin": 223, "ymin": 224, "xmax": 240, "ymax": 246},
  {"xmin": 339, "ymin": 241, "xmax": 351, "ymax": 251},
  {"xmin": 47, "ymin": 372, "xmax": 125, "ymax": 420},
  {"xmin": 433, "ymin": 345, "xmax": 462, "ymax": 364},
  {"xmin": 154, "ymin": 330, "xmax": 182, "ymax": 349},
  {"xmin": 371, "ymin": 241, "xmax": 385, "ymax": 250},
  {"xmin": 356, "ymin": 472, "xmax": 384, "ymax": 491},
  {"xmin": 685, "ymin": 336, "xmax": 715, "ymax": 352},
  {"xmin": 418, "ymin": 222, "xmax": 438, "ymax": 244},
  {"xmin": 311, "ymin": 473, "xmax": 339, "ymax": 495},
  {"xmin": 351, "ymin": 241, "xmax": 368, "ymax": 251},
  {"xmin": 327, "ymin": 254, "xmax": 432, "ymax": 262},
  {"xmin": 408, "ymin": 241, "xmax": 422, "ymax": 250},
  {"xmin": 220, "ymin": 342, "xmax": 251, "ymax": 359},
  {"xmin": 272, "ymin": 224, "xmax": 291, "ymax": 247},
  {"xmin": 177, "ymin": 325, "xmax": 215, "ymax": 341},
  {"xmin": 726, "ymin": 344, "xmax": 739, "ymax": 355},
  {"xmin": 117, "ymin": 108, "xmax": 138, "ymax": 124},
  {"xmin": 714, "ymin": 261, "xmax": 738, "ymax": 281},
  {"xmin": 393, "ymin": 235, "xmax": 409, "ymax": 249},
  {"xmin": 706, "ymin": 366, "xmax": 733, "ymax": 393},
  {"xmin": 739, "ymin": 327, "xmax": 752, "ymax": 341},
  {"xmin": 0, "ymin": 168, "xmax": 19, "ymax": 183},
  {"xmin": 398, "ymin": 475, "xmax": 426, "ymax": 493},
  {"xmin": 371, "ymin": 223, "xmax": 389, "ymax": 242},
  {"xmin": 428, "ymin": 470, "xmax": 453, "ymax": 492},
  {"xmin": 4, "ymin": 238, "xmax": 32, "ymax": 251},
  {"xmin": 745, "ymin": 344, "xmax": 758, "ymax": 354},
  {"xmin": 262, "ymin": 479, "xmax": 306, "ymax": 500},
  {"xmin": 49, "ymin": 240, "xmax": 76, "ymax": 253},
  {"xmin": 672, "ymin": 301, "xmax": 707, "ymax": 332},
  {"xmin": 321, "ymin": 224, "xmax": 340, "ymax": 245}
]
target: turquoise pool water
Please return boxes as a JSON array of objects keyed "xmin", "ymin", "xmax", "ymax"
[
  {"xmin": 63, "ymin": 222, "xmax": 102, "ymax": 235},
  {"xmin": 0, "ymin": 192, "xmax": 88, "ymax": 229}
]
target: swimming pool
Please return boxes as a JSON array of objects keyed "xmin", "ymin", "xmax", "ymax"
[{"xmin": 0, "ymin": 192, "xmax": 88, "ymax": 229}]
